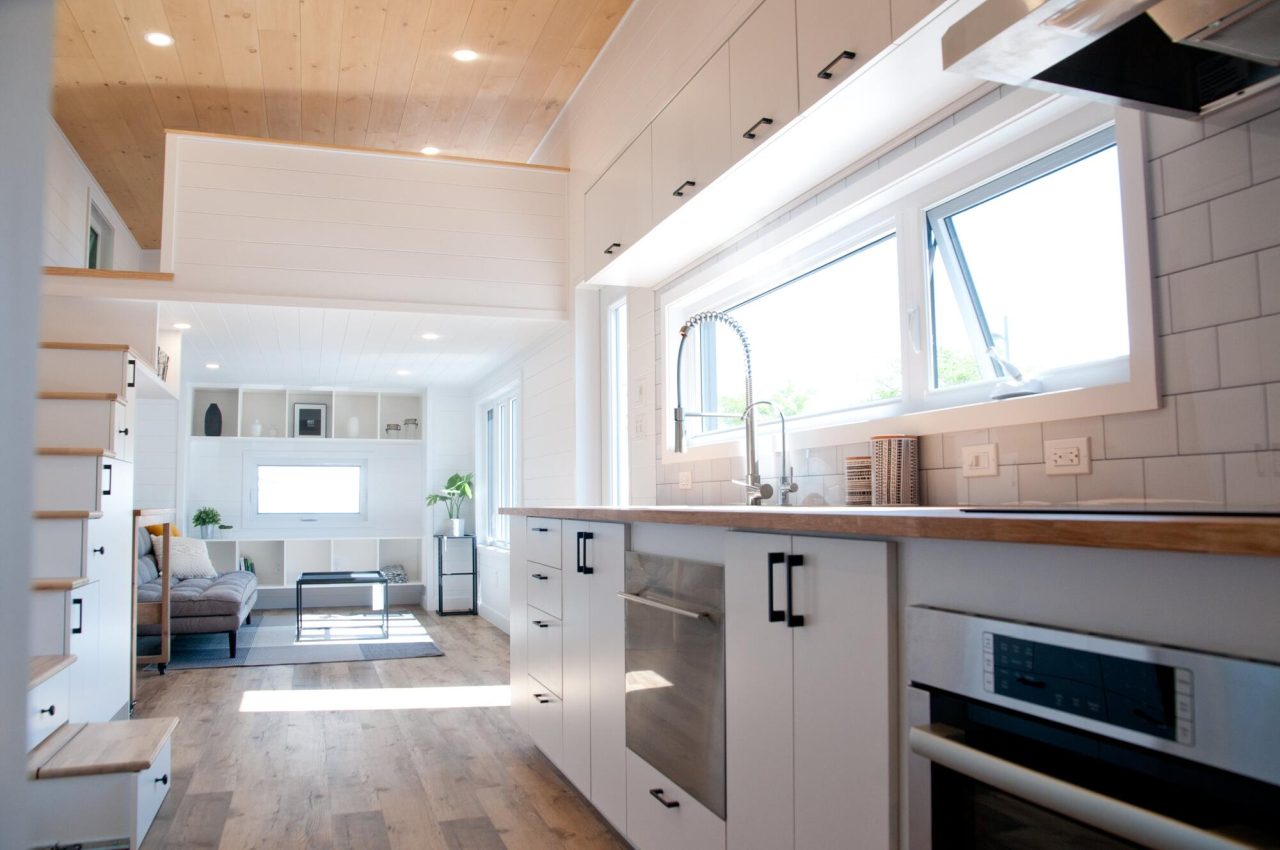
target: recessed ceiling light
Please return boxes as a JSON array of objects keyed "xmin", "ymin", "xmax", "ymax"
[
  {"xmin": 420, "ymin": 146, "xmax": 440, "ymax": 156},
  {"xmin": 452, "ymin": 48, "xmax": 478, "ymax": 62},
  {"xmin": 420, "ymin": 332, "xmax": 440, "ymax": 340},
  {"xmin": 205, "ymin": 362, "xmax": 220, "ymax": 370},
  {"xmin": 144, "ymin": 31, "xmax": 174, "ymax": 47},
  {"xmin": 173, "ymin": 322, "xmax": 191, "ymax": 330}
]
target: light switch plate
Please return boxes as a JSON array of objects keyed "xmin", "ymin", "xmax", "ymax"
[
  {"xmin": 961, "ymin": 443, "xmax": 999, "ymax": 478},
  {"xmin": 1045, "ymin": 437, "xmax": 1091, "ymax": 475}
]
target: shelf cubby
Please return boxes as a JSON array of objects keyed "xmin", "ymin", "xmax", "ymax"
[
  {"xmin": 239, "ymin": 389, "xmax": 287, "ymax": 438},
  {"xmin": 238, "ymin": 539, "xmax": 285, "ymax": 587},
  {"xmin": 205, "ymin": 539, "xmax": 239, "ymax": 573},
  {"xmin": 332, "ymin": 538, "xmax": 379, "ymax": 572},
  {"xmin": 283, "ymin": 539, "xmax": 332, "ymax": 585},
  {"xmin": 192, "ymin": 389, "xmax": 239, "ymax": 437},
  {"xmin": 379, "ymin": 393, "xmax": 422, "ymax": 440},
  {"xmin": 333, "ymin": 392, "xmax": 380, "ymax": 439},
  {"xmin": 285, "ymin": 390, "xmax": 334, "ymax": 438},
  {"xmin": 380, "ymin": 538, "xmax": 423, "ymax": 583}
]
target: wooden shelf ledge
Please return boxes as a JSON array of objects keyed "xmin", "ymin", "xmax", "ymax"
[
  {"xmin": 28, "ymin": 717, "xmax": 179, "ymax": 780},
  {"xmin": 29, "ymin": 655, "xmax": 76, "ymax": 690},
  {"xmin": 32, "ymin": 577, "xmax": 92, "ymax": 592},
  {"xmin": 34, "ymin": 510, "xmax": 103, "ymax": 520},
  {"xmin": 37, "ymin": 391, "xmax": 120, "ymax": 402},
  {"xmin": 40, "ymin": 341, "xmax": 132, "ymax": 352},
  {"xmin": 35, "ymin": 447, "xmax": 115, "ymax": 458},
  {"xmin": 43, "ymin": 266, "xmax": 175, "ymax": 282}
]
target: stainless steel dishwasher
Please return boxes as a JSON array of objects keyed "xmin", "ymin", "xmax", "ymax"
[{"xmin": 621, "ymin": 551, "xmax": 726, "ymax": 819}]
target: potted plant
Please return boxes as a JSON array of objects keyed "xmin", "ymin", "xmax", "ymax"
[
  {"xmin": 426, "ymin": 473, "xmax": 474, "ymax": 537},
  {"xmin": 192, "ymin": 506, "xmax": 222, "ymax": 539}
]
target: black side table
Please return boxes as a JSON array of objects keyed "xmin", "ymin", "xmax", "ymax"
[{"xmin": 434, "ymin": 534, "xmax": 478, "ymax": 616}]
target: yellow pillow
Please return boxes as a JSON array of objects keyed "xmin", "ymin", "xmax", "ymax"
[{"xmin": 144, "ymin": 523, "xmax": 180, "ymax": 537}]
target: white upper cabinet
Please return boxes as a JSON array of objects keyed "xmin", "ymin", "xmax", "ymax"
[
  {"xmin": 651, "ymin": 45, "xmax": 732, "ymax": 223},
  {"xmin": 729, "ymin": 0, "xmax": 800, "ymax": 162},
  {"xmin": 584, "ymin": 128, "xmax": 654, "ymax": 280},
  {"xmin": 796, "ymin": 0, "xmax": 892, "ymax": 112}
]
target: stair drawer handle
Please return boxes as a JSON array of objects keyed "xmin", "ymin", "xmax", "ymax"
[
  {"xmin": 101, "ymin": 462, "xmax": 113, "ymax": 497},
  {"xmin": 72, "ymin": 597, "xmax": 84, "ymax": 635},
  {"xmin": 817, "ymin": 49, "xmax": 857, "ymax": 79},
  {"xmin": 92, "ymin": 546, "xmax": 106, "ymax": 555},
  {"xmin": 532, "ymin": 620, "xmax": 550, "ymax": 628},
  {"xmin": 39, "ymin": 705, "xmax": 56, "ymax": 716},
  {"xmin": 743, "ymin": 116, "xmax": 774, "ymax": 139},
  {"xmin": 673, "ymin": 180, "xmax": 696, "ymax": 197},
  {"xmin": 118, "ymin": 427, "xmax": 129, "ymax": 436},
  {"xmin": 603, "ymin": 242, "xmax": 622, "ymax": 255},
  {"xmin": 533, "ymin": 693, "xmax": 552, "ymax": 704},
  {"xmin": 649, "ymin": 788, "xmax": 680, "ymax": 809},
  {"xmin": 155, "ymin": 773, "xmax": 169, "ymax": 786},
  {"xmin": 531, "ymin": 573, "xmax": 550, "ymax": 581}
]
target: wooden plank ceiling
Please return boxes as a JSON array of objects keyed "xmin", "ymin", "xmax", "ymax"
[{"xmin": 52, "ymin": 0, "xmax": 631, "ymax": 249}]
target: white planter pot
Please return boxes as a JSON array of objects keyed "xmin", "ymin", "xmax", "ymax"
[{"xmin": 447, "ymin": 518, "xmax": 465, "ymax": 537}]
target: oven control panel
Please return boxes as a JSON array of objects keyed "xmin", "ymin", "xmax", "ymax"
[{"xmin": 983, "ymin": 632, "xmax": 1194, "ymax": 745}]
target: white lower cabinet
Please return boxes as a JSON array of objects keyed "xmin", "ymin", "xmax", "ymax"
[
  {"xmin": 27, "ymin": 668, "xmax": 71, "ymax": 752},
  {"xmin": 527, "ymin": 675, "xmax": 564, "ymax": 765},
  {"xmin": 30, "ymin": 581, "xmax": 104, "ymax": 723},
  {"xmin": 725, "ymin": 532, "xmax": 896, "ymax": 850},
  {"xmin": 626, "ymin": 749, "xmax": 726, "ymax": 850},
  {"xmin": 527, "ymin": 610, "xmax": 563, "ymax": 697}
]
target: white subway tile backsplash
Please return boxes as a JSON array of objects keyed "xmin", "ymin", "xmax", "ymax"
[
  {"xmin": 920, "ymin": 434, "xmax": 945, "ymax": 470},
  {"xmin": 1143, "ymin": 454, "xmax": 1225, "ymax": 506},
  {"xmin": 1077, "ymin": 459, "xmax": 1145, "ymax": 506},
  {"xmin": 924, "ymin": 467, "xmax": 964, "ymax": 506},
  {"xmin": 1159, "ymin": 327, "xmax": 1219, "ymax": 394},
  {"xmin": 942, "ymin": 429, "xmax": 990, "ymax": 468},
  {"xmin": 1043, "ymin": 417, "xmax": 1106, "ymax": 458},
  {"xmin": 1152, "ymin": 204, "xmax": 1213, "ymax": 276},
  {"xmin": 1148, "ymin": 159, "xmax": 1164, "ymax": 216},
  {"xmin": 1169, "ymin": 254, "xmax": 1259, "ymax": 331},
  {"xmin": 990, "ymin": 423, "xmax": 1043, "ymax": 464},
  {"xmin": 1218, "ymin": 314, "xmax": 1280, "ymax": 387},
  {"xmin": 1260, "ymin": 247, "xmax": 1280, "ymax": 315},
  {"xmin": 712, "ymin": 457, "xmax": 732, "ymax": 481},
  {"xmin": 966, "ymin": 465, "xmax": 1019, "ymax": 505},
  {"xmin": 1017, "ymin": 464, "xmax": 1076, "ymax": 505},
  {"xmin": 1161, "ymin": 127, "xmax": 1252, "ymax": 212},
  {"xmin": 1176, "ymin": 386, "xmax": 1268, "ymax": 454},
  {"xmin": 801, "ymin": 446, "xmax": 839, "ymax": 477},
  {"xmin": 1268, "ymin": 384, "xmax": 1280, "ymax": 448},
  {"xmin": 1210, "ymin": 178, "xmax": 1280, "ymax": 259},
  {"xmin": 1157, "ymin": 276, "xmax": 1173, "ymax": 336},
  {"xmin": 1145, "ymin": 112, "xmax": 1204, "ymax": 160},
  {"xmin": 1251, "ymin": 111, "xmax": 1280, "ymax": 184},
  {"xmin": 1104, "ymin": 403, "xmax": 1178, "ymax": 459},
  {"xmin": 1225, "ymin": 451, "xmax": 1280, "ymax": 506}
]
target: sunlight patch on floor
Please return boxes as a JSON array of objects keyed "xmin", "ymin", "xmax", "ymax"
[
  {"xmin": 293, "ymin": 611, "xmax": 432, "ymax": 646},
  {"xmin": 239, "ymin": 684, "xmax": 511, "ymax": 713}
]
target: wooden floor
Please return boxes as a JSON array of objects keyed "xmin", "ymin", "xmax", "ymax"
[{"xmin": 134, "ymin": 608, "xmax": 627, "ymax": 850}]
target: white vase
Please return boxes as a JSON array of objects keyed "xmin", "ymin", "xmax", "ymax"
[
  {"xmin": 250, "ymin": 418, "xmax": 263, "ymax": 437},
  {"xmin": 447, "ymin": 518, "xmax": 465, "ymax": 537},
  {"xmin": 346, "ymin": 415, "xmax": 360, "ymax": 438}
]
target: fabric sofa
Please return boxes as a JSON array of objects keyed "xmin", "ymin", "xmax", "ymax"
[{"xmin": 136, "ymin": 527, "xmax": 258, "ymax": 664}]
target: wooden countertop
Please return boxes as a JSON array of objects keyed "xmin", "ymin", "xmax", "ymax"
[{"xmin": 500, "ymin": 505, "xmax": 1280, "ymax": 558}]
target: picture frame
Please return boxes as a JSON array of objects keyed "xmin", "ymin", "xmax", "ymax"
[{"xmin": 293, "ymin": 403, "xmax": 327, "ymax": 438}]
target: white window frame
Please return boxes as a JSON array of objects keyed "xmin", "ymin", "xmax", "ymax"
[
  {"xmin": 86, "ymin": 201, "xmax": 114, "ymax": 270},
  {"xmin": 479, "ymin": 386, "xmax": 519, "ymax": 547},
  {"xmin": 660, "ymin": 90, "xmax": 1157, "ymax": 461},
  {"xmin": 241, "ymin": 455, "xmax": 370, "ymax": 529},
  {"xmin": 604, "ymin": 294, "xmax": 630, "ymax": 506}
]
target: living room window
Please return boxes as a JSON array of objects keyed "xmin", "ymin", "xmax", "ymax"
[
  {"xmin": 482, "ymin": 392, "xmax": 519, "ymax": 546},
  {"xmin": 244, "ymin": 457, "xmax": 369, "ymax": 528}
]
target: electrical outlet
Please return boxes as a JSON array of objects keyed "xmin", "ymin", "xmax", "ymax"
[
  {"xmin": 1045, "ymin": 437, "xmax": 1091, "ymax": 476},
  {"xmin": 961, "ymin": 443, "xmax": 999, "ymax": 478},
  {"xmin": 678, "ymin": 471, "xmax": 693, "ymax": 490}
]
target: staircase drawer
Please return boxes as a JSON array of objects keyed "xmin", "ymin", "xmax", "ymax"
[
  {"xmin": 527, "ymin": 562, "xmax": 562, "ymax": 619},
  {"xmin": 34, "ymin": 399, "xmax": 131, "ymax": 461},
  {"xmin": 527, "ymin": 676, "xmax": 563, "ymax": 767},
  {"xmin": 34, "ymin": 455, "xmax": 106, "ymax": 513},
  {"xmin": 135, "ymin": 737, "xmax": 172, "ymax": 843},
  {"xmin": 33, "ymin": 517, "xmax": 89, "ymax": 580},
  {"xmin": 39, "ymin": 347, "xmax": 134, "ymax": 398},
  {"xmin": 526, "ymin": 518, "xmax": 562, "ymax": 568},
  {"xmin": 28, "ymin": 669, "xmax": 70, "ymax": 751},
  {"xmin": 527, "ymin": 610, "xmax": 563, "ymax": 698}
]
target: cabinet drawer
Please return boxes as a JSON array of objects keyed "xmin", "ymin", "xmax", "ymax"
[
  {"xmin": 527, "ymin": 676, "xmax": 563, "ymax": 766},
  {"xmin": 626, "ymin": 750, "xmax": 726, "ymax": 850},
  {"xmin": 526, "ymin": 518, "xmax": 562, "ymax": 568},
  {"xmin": 528, "ymin": 611, "xmax": 563, "ymax": 697},
  {"xmin": 28, "ymin": 668, "xmax": 70, "ymax": 751},
  {"xmin": 136, "ymin": 737, "xmax": 172, "ymax": 844},
  {"xmin": 527, "ymin": 562, "xmax": 562, "ymax": 619},
  {"xmin": 33, "ymin": 517, "xmax": 89, "ymax": 580},
  {"xmin": 34, "ymin": 454, "xmax": 105, "ymax": 513}
]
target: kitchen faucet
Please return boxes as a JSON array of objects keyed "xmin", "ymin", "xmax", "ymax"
[
  {"xmin": 744, "ymin": 400, "xmax": 799, "ymax": 506},
  {"xmin": 673, "ymin": 310, "xmax": 775, "ymax": 506}
]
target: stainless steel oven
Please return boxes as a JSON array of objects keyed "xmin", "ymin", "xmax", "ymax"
[
  {"xmin": 907, "ymin": 606, "xmax": 1280, "ymax": 849},
  {"xmin": 622, "ymin": 551, "xmax": 725, "ymax": 819}
]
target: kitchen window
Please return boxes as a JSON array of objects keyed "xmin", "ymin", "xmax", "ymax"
[
  {"xmin": 606, "ymin": 297, "xmax": 629, "ymax": 505},
  {"xmin": 482, "ymin": 392, "xmax": 519, "ymax": 546}
]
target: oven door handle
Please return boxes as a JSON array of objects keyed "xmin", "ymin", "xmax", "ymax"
[
  {"xmin": 618, "ymin": 591, "xmax": 710, "ymax": 620},
  {"xmin": 908, "ymin": 724, "xmax": 1254, "ymax": 850}
]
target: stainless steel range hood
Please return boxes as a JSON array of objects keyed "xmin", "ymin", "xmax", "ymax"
[{"xmin": 943, "ymin": 0, "xmax": 1280, "ymax": 116}]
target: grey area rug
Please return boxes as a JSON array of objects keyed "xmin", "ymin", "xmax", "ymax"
[{"xmin": 141, "ymin": 609, "xmax": 444, "ymax": 670}]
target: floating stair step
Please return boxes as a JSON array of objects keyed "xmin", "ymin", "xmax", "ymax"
[
  {"xmin": 40, "ymin": 341, "xmax": 132, "ymax": 352},
  {"xmin": 37, "ymin": 391, "xmax": 121, "ymax": 402},
  {"xmin": 32, "ymin": 577, "xmax": 92, "ymax": 592},
  {"xmin": 36, "ymin": 447, "xmax": 114, "ymax": 458},
  {"xmin": 28, "ymin": 717, "xmax": 179, "ymax": 780},
  {"xmin": 30, "ymin": 655, "xmax": 76, "ymax": 690},
  {"xmin": 33, "ymin": 510, "xmax": 103, "ymax": 520}
]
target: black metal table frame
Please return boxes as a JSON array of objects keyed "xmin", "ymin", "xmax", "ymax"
[
  {"xmin": 434, "ymin": 534, "xmax": 478, "ymax": 616},
  {"xmin": 295, "ymin": 570, "xmax": 391, "ymax": 639}
]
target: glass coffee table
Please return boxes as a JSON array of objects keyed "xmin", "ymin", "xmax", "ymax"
[{"xmin": 295, "ymin": 570, "xmax": 390, "ymax": 639}]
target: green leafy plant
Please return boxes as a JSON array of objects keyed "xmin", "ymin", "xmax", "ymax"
[
  {"xmin": 425, "ymin": 472, "xmax": 475, "ymax": 519},
  {"xmin": 192, "ymin": 506, "xmax": 222, "ymax": 528}
]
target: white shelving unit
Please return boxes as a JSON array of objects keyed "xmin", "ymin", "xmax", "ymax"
[{"xmin": 189, "ymin": 386, "xmax": 423, "ymax": 442}]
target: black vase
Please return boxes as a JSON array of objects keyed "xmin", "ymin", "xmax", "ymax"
[{"xmin": 204, "ymin": 403, "xmax": 223, "ymax": 437}]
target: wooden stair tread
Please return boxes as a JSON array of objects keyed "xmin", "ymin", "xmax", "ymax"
[
  {"xmin": 29, "ymin": 655, "xmax": 76, "ymax": 689},
  {"xmin": 30, "ymin": 717, "xmax": 179, "ymax": 779},
  {"xmin": 34, "ymin": 510, "xmax": 103, "ymax": 520},
  {"xmin": 40, "ymin": 341, "xmax": 132, "ymax": 352},
  {"xmin": 32, "ymin": 577, "xmax": 92, "ymax": 591},
  {"xmin": 35, "ymin": 446, "xmax": 116, "ymax": 458},
  {"xmin": 26, "ymin": 723, "xmax": 84, "ymax": 779},
  {"xmin": 37, "ymin": 391, "xmax": 120, "ymax": 402},
  {"xmin": 43, "ymin": 266, "xmax": 175, "ymax": 282}
]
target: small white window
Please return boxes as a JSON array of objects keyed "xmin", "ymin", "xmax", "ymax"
[
  {"xmin": 245, "ymin": 458, "xmax": 368, "ymax": 527},
  {"xmin": 87, "ymin": 203, "xmax": 114, "ymax": 270},
  {"xmin": 607, "ymin": 298, "xmax": 629, "ymax": 505},
  {"xmin": 482, "ymin": 392, "xmax": 519, "ymax": 546}
]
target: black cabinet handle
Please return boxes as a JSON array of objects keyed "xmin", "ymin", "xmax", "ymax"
[
  {"xmin": 531, "ymin": 573, "xmax": 549, "ymax": 581},
  {"xmin": 534, "ymin": 693, "xmax": 551, "ymax": 704},
  {"xmin": 155, "ymin": 773, "xmax": 168, "ymax": 786},
  {"xmin": 127, "ymin": 358, "xmax": 136, "ymax": 389},
  {"xmin": 577, "ymin": 530, "xmax": 595, "ymax": 575},
  {"xmin": 649, "ymin": 788, "xmax": 680, "ymax": 809},
  {"xmin": 817, "ymin": 50, "xmax": 857, "ymax": 79},
  {"xmin": 101, "ymin": 462, "xmax": 113, "ymax": 497},
  {"xmin": 92, "ymin": 546, "xmax": 105, "ymax": 555},
  {"xmin": 532, "ymin": 620, "xmax": 549, "ymax": 629},
  {"xmin": 40, "ymin": 705, "xmax": 56, "ymax": 716},
  {"xmin": 604, "ymin": 242, "xmax": 622, "ymax": 255},
  {"xmin": 743, "ymin": 116, "xmax": 774, "ymax": 140},
  {"xmin": 118, "ymin": 427, "xmax": 129, "ymax": 436},
  {"xmin": 72, "ymin": 598, "xmax": 84, "ymax": 635},
  {"xmin": 767, "ymin": 552, "xmax": 785, "ymax": 623},
  {"xmin": 785, "ymin": 554, "xmax": 805, "ymax": 628},
  {"xmin": 673, "ymin": 180, "xmax": 697, "ymax": 197},
  {"xmin": 531, "ymin": 527, "xmax": 549, "ymax": 533}
]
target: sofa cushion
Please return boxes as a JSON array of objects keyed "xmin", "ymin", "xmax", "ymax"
[
  {"xmin": 139, "ymin": 570, "xmax": 258, "ymax": 619},
  {"xmin": 154, "ymin": 535, "xmax": 217, "ymax": 580},
  {"xmin": 137, "ymin": 553, "xmax": 159, "ymax": 585}
]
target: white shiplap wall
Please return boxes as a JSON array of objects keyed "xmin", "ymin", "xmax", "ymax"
[
  {"xmin": 162, "ymin": 133, "xmax": 569, "ymax": 318},
  {"xmin": 44, "ymin": 116, "xmax": 143, "ymax": 270},
  {"xmin": 133, "ymin": 399, "xmax": 179, "ymax": 510}
]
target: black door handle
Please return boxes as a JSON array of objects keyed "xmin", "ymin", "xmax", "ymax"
[
  {"xmin": 649, "ymin": 788, "xmax": 680, "ymax": 808},
  {"xmin": 743, "ymin": 116, "xmax": 774, "ymax": 139},
  {"xmin": 604, "ymin": 242, "xmax": 622, "ymax": 255},
  {"xmin": 40, "ymin": 705, "xmax": 56, "ymax": 716},
  {"xmin": 155, "ymin": 773, "xmax": 168, "ymax": 785},
  {"xmin": 673, "ymin": 180, "xmax": 697, "ymax": 197},
  {"xmin": 101, "ymin": 462, "xmax": 113, "ymax": 497},
  {"xmin": 72, "ymin": 598, "xmax": 84, "ymax": 635},
  {"xmin": 532, "ymin": 620, "xmax": 550, "ymax": 628},
  {"xmin": 531, "ymin": 527, "xmax": 549, "ymax": 533},
  {"xmin": 118, "ymin": 427, "xmax": 129, "ymax": 436},
  {"xmin": 534, "ymin": 693, "xmax": 551, "ymax": 704},
  {"xmin": 817, "ymin": 49, "xmax": 857, "ymax": 79},
  {"xmin": 786, "ymin": 554, "xmax": 805, "ymax": 628},
  {"xmin": 92, "ymin": 546, "xmax": 105, "ymax": 555},
  {"xmin": 767, "ymin": 552, "xmax": 785, "ymax": 623},
  {"xmin": 577, "ymin": 530, "xmax": 595, "ymax": 575},
  {"xmin": 128, "ymin": 358, "xmax": 136, "ymax": 388},
  {"xmin": 531, "ymin": 573, "xmax": 549, "ymax": 581}
]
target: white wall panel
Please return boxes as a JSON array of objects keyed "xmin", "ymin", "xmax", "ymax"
[{"xmin": 133, "ymin": 399, "xmax": 179, "ymax": 510}]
